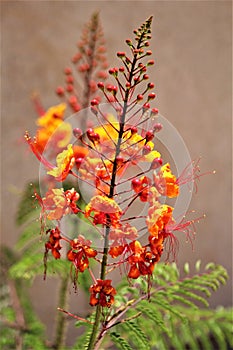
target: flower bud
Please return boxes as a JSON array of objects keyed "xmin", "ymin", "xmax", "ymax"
[
  {"xmin": 147, "ymin": 60, "xmax": 155, "ymax": 66},
  {"xmin": 151, "ymin": 108, "xmax": 159, "ymax": 116},
  {"xmin": 143, "ymin": 74, "xmax": 149, "ymax": 80},
  {"xmin": 64, "ymin": 67, "xmax": 72, "ymax": 75},
  {"xmin": 66, "ymin": 84, "xmax": 74, "ymax": 92},
  {"xmin": 91, "ymin": 99, "xmax": 99, "ymax": 106},
  {"xmin": 148, "ymin": 92, "xmax": 156, "ymax": 100},
  {"xmin": 130, "ymin": 126, "xmax": 138, "ymax": 135},
  {"xmin": 117, "ymin": 52, "xmax": 126, "ymax": 57},
  {"xmin": 147, "ymin": 82, "xmax": 154, "ymax": 89},
  {"xmin": 69, "ymin": 95, "xmax": 77, "ymax": 105},
  {"xmin": 56, "ymin": 86, "xmax": 64, "ymax": 96},
  {"xmin": 142, "ymin": 145, "xmax": 151, "ymax": 155},
  {"xmin": 131, "ymin": 178, "xmax": 141, "ymax": 192},
  {"xmin": 97, "ymin": 82, "xmax": 105, "ymax": 90},
  {"xmin": 87, "ymin": 129, "xmax": 100, "ymax": 142},
  {"xmin": 145, "ymin": 130, "xmax": 154, "ymax": 142},
  {"xmin": 150, "ymin": 157, "xmax": 163, "ymax": 169},
  {"xmin": 137, "ymin": 94, "xmax": 143, "ymax": 101},
  {"xmin": 73, "ymin": 128, "xmax": 82, "ymax": 138},
  {"xmin": 153, "ymin": 123, "xmax": 162, "ymax": 132}
]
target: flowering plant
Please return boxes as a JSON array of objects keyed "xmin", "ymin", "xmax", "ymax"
[{"xmin": 2, "ymin": 13, "xmax": 231, "ymax": 350}]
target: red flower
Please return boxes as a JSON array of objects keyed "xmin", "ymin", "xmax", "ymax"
[
  {"xmin": 45, "ymin": 227, "xmax": 62, "ymax": 259},
  {"xmin": 67, "ymin": 235, "xmax": 97, "ymax": 272},
  {"xmin": 127, "ymin": 240, "xmax": 156, "ymax": 279},
  {"xmin": 89, "ymin": 279, "xmax": 116, "ymax": 307}
]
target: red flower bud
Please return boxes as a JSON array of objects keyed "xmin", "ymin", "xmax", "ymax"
[
  {"xmin": 148, "ymin": 92, "xmax": 156, "ymax": 100},
  {"xmin": 130, "ymin": 126, "xmax": 138, "ymax": 135},
  {"xmin": 150, "ymin": 157, "xmax": 163, "ymax": 169},
  {"xmin": 119, "ymin": 66, "xmax": 125, "ymax": 72},
  {"xmin": 87, "ymin": 129, "xmax": 100, "ymax": 142},
  {"xmin": 72, "ymin": 104, "xmax": 81, "ymax": 112},
  {"xmin": 143, "ymin": 103, "xmax": 150, "ymax": 111},
  {"xmin": 153, "ymin": 123, "xmax": 162, "ymax": 132},
  {"xmin": 148, "ymin": 82, "xmax": 155, "ymax": 89},
  {"xmin": 145, "ymin": 130, "xmax": 154, "ymax": 142},
  {"xmin": 66, "ymin": 84, "xmax": 74, "ymax": 92},
  {"xmin": 97, "ymin": 82, "xmax": 105, "ymax": 90},
  {"xmin": 131, "ymin": 178, "xmax": 141, "ymax": 192},
  {"xmin": 64, "ymin": 67, "xmax": 72, "ymax": 75},
  {"xmin": 56, "ymin": 86, "xmax": 64, "ymax": 96},
  {"xmin": 137, "ymin": 94, "xmax": 143, "ymax": 101},
  {"xmin": 151, "ymin": 108, "xmax": 159, "ymax": 116},
  {"xmin": 66, "ymin": 76, "xmax": 74, "ymax": 84},
  {"xmin": 147, "ymin": 60, "xmax": 155, "ymax": 66},
  {"xmin": 146, "ymin": 50, "xmax": 152, "ymax": 55},
  {"xmin": 91, "ymin": 99, "xmax": 99, "ymax": 106},
  {"xmin": 69, "ymin": 95, "xmax": 77, "ymax": 105},
  {"xmin": 142, "ymin": 145, "xmax": 151, "ymax": 155},
  {"xmin": 143, "ymin": 74, "xmax": 149, "ymax": 80},
  {"xmin": 73, "ymin": 128, "xmax": 82, "ymax": 138},
  {"xmin": 117, "ymin": 51, "xmax": 126, "ymax": 57}
]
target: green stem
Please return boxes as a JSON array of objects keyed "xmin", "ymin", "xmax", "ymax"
[{"xmin": 54, "ymin": 274, "xmax": 69, "ymax": 350}]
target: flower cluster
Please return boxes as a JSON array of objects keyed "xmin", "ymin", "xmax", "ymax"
[{"xmin": 26, "ymin": 16, "xmax": 200, "ymax": 311}]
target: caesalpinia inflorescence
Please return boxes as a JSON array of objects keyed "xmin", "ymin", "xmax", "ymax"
[{"xmin": 25, "ymin": 16, "xmax": 204, "ymax": 349}]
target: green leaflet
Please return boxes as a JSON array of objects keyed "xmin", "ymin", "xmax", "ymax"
[{"xmin": 110, "ymin": 332, "xmax": 133, "ymax": 350}]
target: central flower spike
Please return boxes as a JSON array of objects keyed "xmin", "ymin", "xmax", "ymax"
[
  {"xmin": 47, "ymin": 144, "xmax": 75, "ymax": 181},
  {"xmin": 85, "ymin": 195, "xmax": 122, "ymax": 227}
]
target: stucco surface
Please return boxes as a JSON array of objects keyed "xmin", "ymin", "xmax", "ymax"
[{"xmin": 1, "ymin": 0, "xmax": 232, "ymax": 345}]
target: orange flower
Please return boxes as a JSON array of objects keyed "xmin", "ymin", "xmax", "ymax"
[
  {"xmin": 67, "ymin": 235, "xmax": 97, "ymax": 272},
  {"xmin": 148, "ymin": 235, "xmax": 164, "ymax": 260},
  {"xmin": 30, "ymin": 102, "xmax": 71, "ymax": 154},
  {"xmin": 127, "ymin": 240, "xmax": 156, "ymax": 279},
  {"xmin": 109, "ymin": 224, "xmax": 138, "ymax": 258},
  {"xmin": 146, "ymin": 203, "xmax": 174, "ymax": 238},
  {"xmin": 89, "ymin": 279, "xmax": 116, "ymax": 307},
  {"xmin": 47, "ymin": 144, "xmax": 75, "ymax": 181},
  {"xmin": 154, "ymin": 163, "xmax": 179, "ymax": 198},
  {"xmin": 85, "ymin": 195, "xmax": 122, "ymax": 227}
]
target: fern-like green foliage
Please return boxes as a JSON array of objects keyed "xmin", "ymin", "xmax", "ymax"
[
  {"xmin": 110, "ymin": 262, "xmax": 232, "ymax": 350},
  {"xmin": 75, "ymin": 262, "xmax": 232, "ymax": 350}
]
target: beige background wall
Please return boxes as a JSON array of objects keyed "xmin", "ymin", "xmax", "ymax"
[{"xmin": 1, "ymin": 0, "xmax": 232, "ymax": 345}]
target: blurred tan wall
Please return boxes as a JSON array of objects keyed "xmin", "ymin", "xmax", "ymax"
[{"xmin": 1, "ymin": 0, "xmax": 232, "ymax": 345}]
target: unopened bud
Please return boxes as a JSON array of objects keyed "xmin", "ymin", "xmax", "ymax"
[
  {"xmin": 142, "ymin": 145, "xmax": 151, "ymax": 155},
  {"xmin": 150, "ymin": 157, "xmax": 163, "ymax": 169},
  {"xmin": 97, "ymin": 82, "xmax": 105, "ymax": 90},
  {"xmin": 73, "ymin": 128, "xmax": 82, "ymax": 138},
  {"xmin": 56, "ymin": 86, "xmax": 64, "ymax": 96},
  {"xmin": 130, "ymin": 126, "xmax": 138, "ymax": 135},
  {"xmin": 148, "ymin": 92, "xmax": 156, "ymax": 100},
  {"xmin": 145, "ymin": 130, "xmax": 154, "ymax": 142},
  {"xmin": 91, "ymin": 99, "xmax": 99, "ymax": 106},
  {"xmin": 153, "ymin": 123, "xmax": 162, "ymax": 132}
]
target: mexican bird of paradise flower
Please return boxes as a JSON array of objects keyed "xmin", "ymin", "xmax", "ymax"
[{"xmin": 25, "ymin": 16, "xmax": 204, "ymax": 325}]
